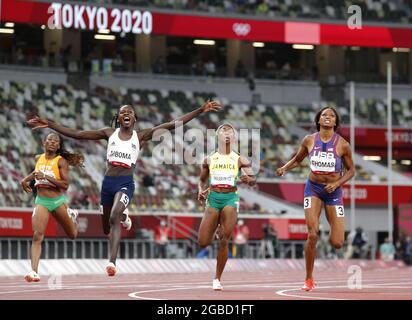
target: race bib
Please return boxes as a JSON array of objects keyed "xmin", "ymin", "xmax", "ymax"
[
  {"xmin": 303, "ymin": 197, "xmax": 311, "ymax": 209},
  {"xmin": 336, "ymin": 205, "xmax": 345, "ymax": 217},
  {"xmin": 210, "ymin": 171, "xmax": 235, "ymax": 186},
  {"xmin": 309, "ymin": 151, "xmax": 336, "ymax": 173}
]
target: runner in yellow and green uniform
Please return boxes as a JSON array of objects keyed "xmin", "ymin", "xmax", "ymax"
[
  {"xmin": 197, "ymin": 123, "xmax": 256, "ymax": 291},
  {"xmin": 20, "ymin": 133, "xmax": 84, "ymax": 282}
]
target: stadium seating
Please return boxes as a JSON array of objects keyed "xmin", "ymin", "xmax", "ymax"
[{"xmin": 1, "ymin": 79, "xmax": 408, "ymax": 211}]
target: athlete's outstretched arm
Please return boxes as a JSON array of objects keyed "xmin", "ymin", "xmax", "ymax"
[
  {"xmin": 198, "ymin": 158, "xmax": 210, "ymax": 204},
  {"xmin": 239, "ymin": 156, "xmax": 256, "ymax": 186},
  {"xmin": 324, "ymin": 140, "xmax": 355, "ymax": 193},
  {"xmin": 27, "ymin": 116, "xmax": 114, "ymax": 140},
  {"xmin": 137, "ymin": 100, "xmax": 221, "ymax": 142},
  {"xmin": 276, "ymin": 135, "xmax": 310, "ymax": 176}
]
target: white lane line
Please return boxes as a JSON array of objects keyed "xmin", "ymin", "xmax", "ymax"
[{"xmin": 275, "ymin": 282, "xmax": 412, "ymax": 300}]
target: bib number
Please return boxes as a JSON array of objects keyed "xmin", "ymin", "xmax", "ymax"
[
  {"xmin": 120, "ymin": 193, "xmax": 130, "ymax": 207},
  {"xmin": 303, "ymin": 197, "xmax": 311, "ymax": 209},
  {"xmin": 336, "ymin": 205, "xmax": 344, "ymax": 217}
]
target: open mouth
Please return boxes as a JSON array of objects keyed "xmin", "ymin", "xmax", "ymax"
[
  {"xmin": 324, "ymin": 120, "xmax": 331, "ymax": 124},
  {"xmin": 124, "ymin": 116, "xmax": 131, "ymax": 125}
]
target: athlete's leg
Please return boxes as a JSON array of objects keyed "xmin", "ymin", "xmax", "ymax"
[
  {"xmin": 303, "ymin": 196, "xmax": 323, "ymax": 280},
  {"xmin": 198, "ymin": 207, "xmax": 220, "ymax": 248},
  {"xmin": 30, "ymin": 205, "xmax": 49, "ymax": 273},
  {"xmin": 101, "ymin": 206, "xmax": 112, "ymax": 235},
  {"xmin": 215, "ymin": 205, "xmax": 237, "ymax": 281},
  {"xmin": 325, "ymin": 205, "xmax": 345, "ymax": 249},
  {"xmin": 53, "ymin": 203, "xmax": 78, "ymax": 239},
  {"xmin": 108, "ymin": 191, "xmax": 129, "ymax": 265}
]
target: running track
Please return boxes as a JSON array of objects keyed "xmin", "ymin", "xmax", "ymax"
[{"xmin": 1, "ymin": 268, "xmax": 412, "ymax": 300}]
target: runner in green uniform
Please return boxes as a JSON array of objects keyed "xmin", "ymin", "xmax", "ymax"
[{"xmin": 197, "ymin": 124, "xmax": 256, "ymax": 290}]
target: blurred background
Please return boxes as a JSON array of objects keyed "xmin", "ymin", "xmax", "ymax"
[{"xmin": 0, "ymin": 0, "xmax": 411, "ymax": 267}]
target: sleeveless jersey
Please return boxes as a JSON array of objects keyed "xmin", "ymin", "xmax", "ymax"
[
  {"xmin": 209, "ymin": 151, "xmax": 240, "ymax": 187},
  {"xmin": 34, "ymin": 154, "xmax": 62, "ymax": 188},
  {"xmin": 106, "ymin": 128, "xmax": 140, "ymax": 169},
  {"xmin": 308, "ymin": 132, "xmax": 342, "ymax": 174}
]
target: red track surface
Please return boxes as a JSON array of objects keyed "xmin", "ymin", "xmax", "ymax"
[{"xmin": 1, "ymin": 268, "xmax": 412, "ymax": 300}]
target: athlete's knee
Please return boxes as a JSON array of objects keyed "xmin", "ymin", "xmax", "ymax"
[
  {"xmin": 307, "ymin": 231, "xmax": 319, "ymax": 244},
  {"xmin": 198, "ymin": 237, "xmax": 211, "ymax": 248},
  {"xmin": 330, "ymin": 238, "xmax": 344, "ymax": 249},
  {"xmin": 218, "ymin": 235, "xmax": 230, "ymax": 248},
  {"xmin": 109, "ymin": 213, "xmax": 121, "ymax": 226},
  {"xmin": 33, "ymin": 231, "xmax": 44, "ymax": 243}
]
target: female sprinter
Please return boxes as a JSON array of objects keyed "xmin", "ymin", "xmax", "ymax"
[
  {"xmin": 197, "ymin": 123, "xmax": 256, "ymax": 290},
  {"xmin": 276, "ymin": 107, "xmax": 355, "ymax": 291},
  {"xmin": 20, "ymin": 133, "xmax": 84, "ymax": 282},
  {"xmin": 27, "ymin": 101, "xmax": 221, "ymax": 276}
]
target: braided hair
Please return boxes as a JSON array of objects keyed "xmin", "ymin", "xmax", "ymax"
[{"xmin": 110, "ymin": 105, "xmax": 138, "ymax": 128}]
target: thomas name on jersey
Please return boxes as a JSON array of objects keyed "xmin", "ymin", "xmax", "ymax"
[{"xmin": 310, "ymin": 151, "xmax": 336, "ymax": 168}]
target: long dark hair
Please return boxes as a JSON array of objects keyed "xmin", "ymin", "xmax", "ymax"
[
  {"xmin": 45, "ymin": 133, "xmax": 85, "ymax": 168},
  {"xmin": 314, "ymin": 106, "xmax": 340, "ymax": 132},
  {"xmin": 110, "ymin": 105, "xmax": 138, "ymax": 128}
]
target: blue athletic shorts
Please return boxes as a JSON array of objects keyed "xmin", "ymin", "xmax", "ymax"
[
  {"xmin": 100, "ymin": 175, "xmax": 135, "ymax": 207},
  {"xmin": 303, "ymin": 179, "xmax": 343, "ymax": 206}
]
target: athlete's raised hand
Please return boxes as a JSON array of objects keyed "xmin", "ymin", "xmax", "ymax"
[
  {"xmin": 276, "ymin": 167, "xmax": 286, "ymax": 176},
  {"xmin": 201, "ymin": 99, "xmax": 221, "ymax": 113},
  {"xmin": 27, "ymin": 116, "xmax": 49, "ymax": 130}
]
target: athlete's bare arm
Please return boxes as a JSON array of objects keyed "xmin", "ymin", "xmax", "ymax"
[
  {"xmin": 20, "ymin": 171, "xmax": 36, "ymax": 193},
  {"xmin": 27, "ymin": 116, "xmax": 114, "ymax": 140},
  {"xmin": 324, "ymin": 139, "xmax": 355, "ymax": 193},
  {"xmin": 239, "ymin": 156, "xmax": 256, "ymax": 186},
  {"xmin": 198, "ymin": 157, "xmax": 210, "ymax": 203},
  {"xmin": 276, "ymin": 135, "xmax": 312, "ymax": 176},
  {"xmin": 20, "ymin": 154, "xmax": 41, "ymax": 193},
  {"xmin": 137, "ymin": 100, "xmax": 221, "ymax": 142},
  {"xmin": 34, "ymin": 157, "xmax": 70, "ymax": 191}
]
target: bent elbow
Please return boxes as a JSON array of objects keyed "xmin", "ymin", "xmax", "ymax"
[{"xmin": 350, "ymin": 167, "xmax": 356, "ymax": 178}]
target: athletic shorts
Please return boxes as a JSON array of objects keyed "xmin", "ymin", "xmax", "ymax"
[
  {"xmin": 206, "ymin": 191, "xmax": 240, "ymax": 212},
  {"xmin": 303, "ymin": 179, "xmax": 343, "ymax": 206},
  {"xmin": 35, "ymin": 195, "xmax": 67, "ymax": 212},
  {"xmin": 100, "ymin": 175, "xmax": 135, "ymax": 207}
]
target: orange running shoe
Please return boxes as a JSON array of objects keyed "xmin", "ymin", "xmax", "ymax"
[
  {"xmin": 24, "ymin": 270, "xmax": 40, "ymax": 282},
  {"xmin": 301, "ymin": 278, "xmax": 315, "ymax": 291},
  {"xmin": 106, "ymin": 262, "xmax": 117, "ymax": 277}
]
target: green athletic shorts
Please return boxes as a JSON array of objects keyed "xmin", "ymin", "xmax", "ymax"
[
  {"xmin": 35, "ymin": 195, "xmax": 67, "ymax": 212},
  {"xmin": 206, "ymin": 191, "xmax": 240, "ymax": 212}
]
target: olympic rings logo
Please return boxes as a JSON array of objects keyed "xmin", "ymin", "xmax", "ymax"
[{"xmin": 232, "ymin": 23, "xmax": 251, "ymax": 36}]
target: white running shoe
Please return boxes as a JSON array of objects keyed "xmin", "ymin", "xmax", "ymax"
[
  {"xmin": 24, "ymin": 270, "xmax": 40, "ymax": 282},
  {"xmin": 212, "ymin": 278, "xmax": 223, "ymax": 291},
  {"xmin": 67, "ymin": 208, "xmax": 78, "ymax": 223},
  {"xmin": 120, "ymin": 208, "xmax": 132, "ymax": 231},
  {"xmin": 106, "ymin": 262, "xmax": 116, "ymax": 277}
]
